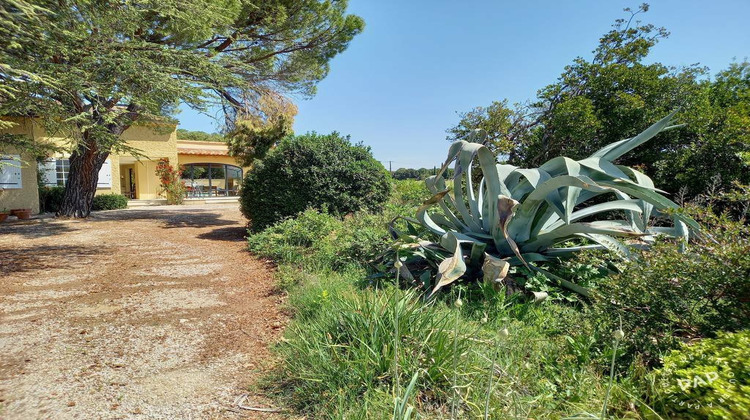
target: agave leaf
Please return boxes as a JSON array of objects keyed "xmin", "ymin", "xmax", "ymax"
[
  {"xmin": 450, "ymin": 143, "xmax": 510, "ymax": 234},
  {"xmin": 544, "ymin": 200, "xmax": 645, "ymax": 231},
  {"xmin": 482, "ymin": 253, "xmax": 510, "ymax": 281},
  {"xmin": 398, "ymin": 263, "xmax": 415, "ymax": 282},
  {"xmin": 454, "ymin": 147, "xmax": 484, "ymax": 231},
  {"xmin": 590, "ymin": 111, "xmax": 678, "ymax": 161},
  {"xmin": 544, "ymin": 245, "xmax": 608, "ymax": 257},
  {"xmin": 617, "ymin": 165, "xmax": 656, "ymax": 230},
  {"xmin": 507, "ymin": 252, "xmax": 550, "ymax": 265},
  {"xmin": 429, "ymin": 212, "xmax": 457, "ymax": 230},
  {"xmin": 439, "ymin": 141, "xmax": 467, "ymax": 177},
  {"xmin": 496, "ymin": 164, "xmax": 520, "ymax": 185},
  {"xmin": 418, "ymin": 189, "xmax": 450, "ymax": 209},
  {"xmin": 439, "ymin": 231, "xmax": 486, "ymax": 250},
  {"xmin": 482, "ymin": 253, "xmax": 510, "ymax": 290},
  {"xmin": 426, "ymin": 177, "xmax": 471, "ymax": 232},
  {"xmin": 589, "ymin": 123, "xmax": 684, "ymax": 162},
  {"xmin": 513, "ymin": 175, "xmax": 613, "ymax": 243},
  {"xmin": 516, "ymin": 175, "xmax": 611, "ymax": 216},
  {"xmin": 416, "ymin": 189, "xmax": 451, "ymax": 236},
  {"xmin": 648, "ymin": 226, "xmax": 680, "ymax": 236},
  {"xmin": 538, "ymin": 157, "xmax": 585, "ymax": 226},
  {"xmin": 554, "ymin": 159, "xmax": 583, "ymax": 224},
  {"xmin": 477, "ymin": 177, "xmax": 486, "ymax": 222},
  {"xmin": 469, "ymin": 242, "xmax": 487, "ymax": 268},
  {"xmin": 539, "ymin": 157, "xmax": 584, "ymax": 222},
  {"xmin": 507, "ymin": 168, "xmax": 553, "ymax": 201},
  {"xmin": 578, "ymin": 157, "xmax": 633, "ymax": 183},
  {"xmin": 588, "ymin": 220, "xmax": 637, "ymax": 228},
  {"xmin": 497, "ymin": 196, "xmax": 519, "ymax": 229},
  {"xmin": 530, "ymin": 264, "xmax": 592, "ymax": 297},
  {"xmin": 466, "ymin": 156, "xmax": 481, "ymax": 227},
  {"xmin": 495, "ymin": 196, "xmax": 528, "ymax": 268},
  {"xmin": 429, "ymin": 241, "xmax": 467, "ymax": 296},
  {"xmin": 674, "ymin": 217, "xmax": 689, "ymax": 252},
  {"xmin": 578, "ymin": 233, "xmax": 632, "ymax": 260},
  {"xmin": 522, "ymin": 222, "xmax": 645, "ymax": 252},
  {"xmin": 596, "ymin": 180, "xmax": 702, "ymax": 236},
  {"xmin": 590, "ymin": 137, "xmax": 630, "ymax": 160}
]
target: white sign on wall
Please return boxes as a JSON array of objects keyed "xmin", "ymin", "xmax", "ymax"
[
  {"xmin": 97, "ymin": 159, "xmax": 112, "ymax": 188},
  {"xmin": 0, "ymin": 155, "xmax": 23, "ymax": 189}
]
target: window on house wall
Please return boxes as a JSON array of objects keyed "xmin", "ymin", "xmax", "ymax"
[
  {"xmin": 226, "ymin": 166, "xmax": 242, "ymax": 195},
  {"xmin": 55, "ymin": 159, "xmax": 70, "ymax": 187},
  {"xmin": 39, "ymin": 158, "xmax": 112, "ymax": 188},
  {"xmin": 181, "ymin": 163, "xmax": 242, "ymax": 197},
  {"xmin": 39, "ymin": 158, "xmax": 57, "ymax": 186}
]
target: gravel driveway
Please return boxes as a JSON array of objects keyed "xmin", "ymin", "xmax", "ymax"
[{"xmin": 0, "ymin": 205, "xmax": 286, "ymax": 419}]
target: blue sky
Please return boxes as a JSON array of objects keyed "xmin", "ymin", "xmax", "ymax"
[{"xmin": 177, "ymin": 0, "xmax": 750, "ymax": 169}]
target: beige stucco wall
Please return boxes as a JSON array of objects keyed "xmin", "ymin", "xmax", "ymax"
[
  {"xmin": 108, "ymin": 154, "xmax": 121, "ymax": 196},
  {"xmin": 116, "ymin": 123, "xmax": 179, "ymax": 199},
  {"xmin": 1, "ymin": 119, "xmax": 42, "ymax": 213},
  {"xmin": 0, "ymin": 147, "xmax": 41, "ymax": 214}
]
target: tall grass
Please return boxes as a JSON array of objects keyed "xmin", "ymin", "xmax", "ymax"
[
  {"xmin": 254, "ymin": 181, "xmax": 648, "ymax": 419},
  {"xmin": 262, "ymin": 266, "xmax": 631, "ymax": 419}
]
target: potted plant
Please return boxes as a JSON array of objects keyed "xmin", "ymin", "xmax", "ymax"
[
  {"xmin": 0, "ymin": 208, "xmax": 9, "ymax": 222},
  {"xmin": 10, "ymin": 208, "xmax": 32, "ymax": 220}
]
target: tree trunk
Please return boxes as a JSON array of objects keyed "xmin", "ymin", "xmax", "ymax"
[{"xmin": 57, "ymin": 138, "xmax": 110, "ymax": 218}]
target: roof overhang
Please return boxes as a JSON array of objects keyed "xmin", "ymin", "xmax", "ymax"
[{"xmin": 176, "ymin": 140, "xmax": 230, "ymax": 156}]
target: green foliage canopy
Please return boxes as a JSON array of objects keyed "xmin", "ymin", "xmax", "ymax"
[{"xmin": 240, "ymin": 132, "xmax": 392, "ymax": 231}]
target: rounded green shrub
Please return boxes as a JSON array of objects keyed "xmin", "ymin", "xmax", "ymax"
[
  {"xmin": 240, "ymin": 132, "xmax": 391, "ymax": 231},
  {"xmin": 247, "ymin": 208, "xmax": 341, "ymax": 264},
  {"xmin": 92, "ymin": 193, "xmax": 128, "ymax": 210},
  {"xmin": 38, "ymin": 186, "xmax": 65, "ymax": 213},
  {"xmin": 650, "ymin": 331, "xmax": 750, "ymax": 419},
  {"xmin": 247, "ymin": 207, "xmax": 393, "ymax": 270}
]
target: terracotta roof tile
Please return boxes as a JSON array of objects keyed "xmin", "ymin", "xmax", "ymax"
[{"xmin": 177, "ymin": 148, "xmax": 229, "ymax": 156}]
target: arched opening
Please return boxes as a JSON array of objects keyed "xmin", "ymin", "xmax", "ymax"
[{"xmin": 181, "ymin": 163, "xmax": 243, "ymax": 197}]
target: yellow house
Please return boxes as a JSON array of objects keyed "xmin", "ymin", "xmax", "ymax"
[{"xmin": 0, "ymin": 117, "xmax": 249, "ymax": 213}]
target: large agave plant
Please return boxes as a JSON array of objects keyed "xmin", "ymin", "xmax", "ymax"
[{"xmin": 393, "ymin": 112, "xmax": 701, "ymax": 297}]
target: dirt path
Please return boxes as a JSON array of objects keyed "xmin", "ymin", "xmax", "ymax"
[{"xmin": 0, "ymin": 205, "xmax": 286, "ymax": 419}]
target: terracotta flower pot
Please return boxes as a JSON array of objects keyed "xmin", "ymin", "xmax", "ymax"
[
  {"xmin": 10, "ymin": 208, "xmax": 32, "ymax": 220},
  {"xmin": 0, "ymin": 212, "xmax": 9, "ymax": 222}
]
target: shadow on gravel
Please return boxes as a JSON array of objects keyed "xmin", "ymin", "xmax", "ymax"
[
  {"xmin": 0, "ymin": 208, "xmax": 240, "ymax": 240},
  {"xmin": 91, "ymin": 208, "xmax": 237, "ymax": 229},
  {"xmin": 0, "ymin": 219, "xmax": 78, "ymax": 240},
  {"xmin": 196, "ymin": 226, "xmax": 248, "ymax": 242},
  {"xmin": 0, "ymin": 244, "xmax": 105, "ymax": 276}
]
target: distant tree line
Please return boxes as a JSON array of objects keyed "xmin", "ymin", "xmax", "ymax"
[
  {"xmin": 176, "ymin": 129, "xmax": 226, "ymax": 143},
  {"xmin": 392, "ymin": 167, "xmax": 455, "ymax": 180}
]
